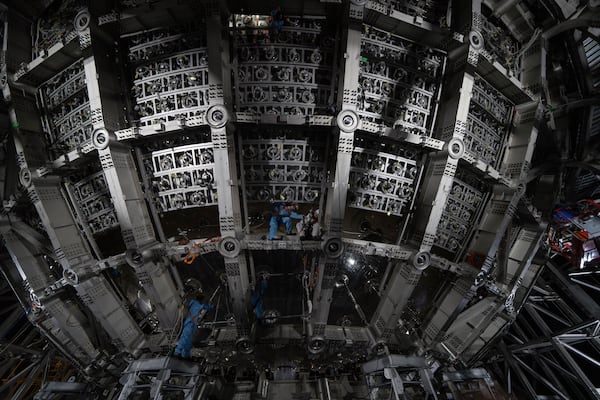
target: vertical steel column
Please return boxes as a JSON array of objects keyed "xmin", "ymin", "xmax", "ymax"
[
  {"xmin": 369, "ymin": 255, "xmax": 430, "ymax": 340},
  {"xmin": 4, "ymin": 45, "xmax": 147, "ymax": 354},
  {"xmin": 412, "ymin": 71, "xmax": 474, "ymax": 253},
  {"xmin": 423, "ymin": 189, "xmax": 523, "ymax": 346},
  {"xmin": 309, "ymin": 12, "xmax": 362, "ymax": 341},
  {"xmin": 82, "ymin": 12, "xmax": 180, "ymax": 329},
  {"xmin": 453, "ymin": 230, "xmax": 544, "ymax": 362},
  {"xmin": 26, "ymin": 177, "xmax": 147, "ymax": 354},
  {"xmin": 546, "ymin": 262, "xmax": 600, "ymax": 319},
  {"xmin": 205, "ymin": 14, "xmax": 249, "ymax": 326},
  {"xmin": 0, "ymin": 223, "xmax": 100, "ymax": 365}
]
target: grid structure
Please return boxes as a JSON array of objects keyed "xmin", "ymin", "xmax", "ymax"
[
  {"xmin": 127, "ymin": 29, "xmax": 210, "ymax": 126},
  {"xmin": 146, "ymin": 143, "xmax": 218, "ymax": 212},
  {"xmin": 38, "ymin": 59, "xmax": 93, "ymax": 156},
  {"xmin": 479, "ymin": 13, "xmax": 521, "ymax": 78},
  {"xmin": 241, "ymin": 136, "xmax": 325, "ymax": 203},
  {"xmin": 358, "ymin": 25, "xmax": 445, "ymax": 135},
  {"xmin": 388, "ymin": 0, "xmax": 449, "ymax": 26},
  {"xmin": 31, "ymin": 0, "xmax": 80, "ymax": 59},
  {"xmin": 72, "ymin": 171, "xmax": 119, "ymax": 234},
  {"xmin": 348, "ymin": 146, "xmax": 419, "ymax": 216},
  {"xmin": 434, "ymin": 170, "xmax": 487, "ymax": 256},
  {"xmin": 462, "ymin": 74, "xmax": 513, "ymax": 168},
  {"xmin": 233, "ymin": 15, "xmax": 336, "ymax": 119}
]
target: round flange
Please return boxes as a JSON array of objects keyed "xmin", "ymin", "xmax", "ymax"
[
  {"xmin": 263, "ymin": 309, "xmax": 280, "ymax": 325},
  {"xmin": 322, "ymin": 237, "xmax": 344, "ymax": 259},
  {"xmin": 474, "ymin": 271, "xmax": 487, "ymax": 287},
  {"xmin": 184, "ymin": 278, "xmax": 203, "ymax": 294},
  {"xmin": 63, "ymin": 268, "xmax": 79, "ymax": 285},
  {"xmin": 225, "ymin": 314, "xmax": 237, "ymax": 326},
  {"xmin": 29, "ymin": 292, "xmax": 41, "ymax": 306},
  {"xmin": 371, "ymin": 340, "xmax": 388, "ymax": 355},
  {"xmin": 412, "ymin": 251, "xmax": 431, "ymax": 271},
  {"xmin": 504, "ymin": 292, "xmax": 515, "ymax": 314},
  {"xmin": 351, "ymin": 0, "xmax": 368, "ymax": 5},
  {"xmin": 219, "ymin": 237, "xmax": 241, "ymax": 258},
  {"xmin": 206, "ymin": 105, "xmax": 229, "ymax": 129},
  {"xmin": 74, "ymin": 9, "xmax": 91, "ymax": 31},
  {"xmin": 468, "ymin": 31, "xmax": 484, "ymax": 51},
  {"xmin": 336, "ymin": 110, "xmax": 359, "ymax": 133},
  {"xmin": 125, "ymin": 250, "xmax": 144, "ymax": 268},
  {"xmin": 19, "ymin": 168, "xmax": 32, "ymax": 188},
  {"xmin": 307, "ymin": 335, "xmax": 326, "ymax": 355},
  {"xmin": 92, "ymin": 128, "xmax": 110, "ymax": 150},
  {"xmin": 0, "ymin": 71, "xmax": 8, "ymax": 89},
  {"xmin": 446, "ymin": 137, "xmax": 465, "ymax": 159},
  {"xmin": 236, "ymin": 336, "xmax": 254, "ymax": 355}
]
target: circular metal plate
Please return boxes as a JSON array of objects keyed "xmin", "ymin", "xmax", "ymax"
[
  {"xmin": 92, "ymin": 128, "xmax": 110, "ymax": 150},
  {"xmin": 219, "ymin": 237, "xmax": 241, "ymax": 258},
  {"xmin": 206, "ymin": 105, "xmax": 229, "ymax": 128},
  {"xmin": 74, "ymin": 9, "xmax": 91, "ymax": 31},
  {"xmin": 468, "ymin": 31, "xmax": 484, "ymax": 51},
  {"xmin": 322, "ymin": 237, "xmax": 344, "ymax": 258},
  {"xmin": 19, "ymin": 168, "xmax": 32, "ymax": 188},
  {"xmin": 447, "ymin": 137, "xmax": 465, "ymax": 159},
  {"xmin": 412, "ymin": 251, "xmax": 431, "ymax": 271},
  {"xmin": 336, "ymin": 109, "xmax": 359, "ymax": 133}
]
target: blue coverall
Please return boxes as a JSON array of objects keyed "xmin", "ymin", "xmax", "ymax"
[
  {"xmin": 251, "ymin": 280, "xmax": 268, "ymax": 320},
  {"xmin": 174, "ymin": 300, "xmax": 214, "ymax": 359},
  {"xmin": 268, "ymin": 203, "xmax": 304, "ymax": 239},
  {"xmin": 270, "ymin": 8, "xmax": 284, "ymax": 34}
]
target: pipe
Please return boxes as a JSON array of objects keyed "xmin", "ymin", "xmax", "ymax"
[{"xmin": 0, "ymin": 353, "xmax": 46, "ymax": 395}]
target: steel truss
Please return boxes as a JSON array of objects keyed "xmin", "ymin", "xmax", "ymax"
[{"xmin": 485, "ymin": 260, "xmax": 600, "ymax": 400}]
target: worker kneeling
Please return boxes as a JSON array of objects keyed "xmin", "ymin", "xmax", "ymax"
[
  {"xmin": 268, "ymin": 202, "xmax": 304, "ymax": 240},
  {"xmin": 174, "ymin": 292, "xmax": 214, "ymax": 359}
]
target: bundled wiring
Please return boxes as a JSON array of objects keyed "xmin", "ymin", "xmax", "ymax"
[{"xmin": 182, "ymin": 236, "xmax": 221, "ymax": 265}]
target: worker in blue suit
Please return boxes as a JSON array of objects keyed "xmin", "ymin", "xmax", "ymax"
[
  {"xmin": 174, "ymin": 292, "xmax": 214, "ymax": 359},
  {"xmin": 268, "ymin": 202, "xmax": 304, "ymax": 240},
  {"xmin": 251, "ymin": 278, "xmax": 268, "ymax": 321}
]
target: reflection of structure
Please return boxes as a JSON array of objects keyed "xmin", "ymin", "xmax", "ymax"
[
  {"xmin": 0, "ymin": 0, "xmax": 598, "ymax": 399},
  {"xmin": 547, "ymin": 199, "xmax": 600, "ymax": 269}
]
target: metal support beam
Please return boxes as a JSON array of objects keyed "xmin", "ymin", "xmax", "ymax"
[
  {"xmin": 5, "ymin": 91, "xmax": 147, "ymax": 354},
  {"xmin": 552, "ymin": 338, "xmax": 600, "ymax": 399},
  {"xmin": 206, "ymin": 14, "xmax": 249, "ymax": 328},
  {"xmin": 0, "ymin": 223, "xmax": 99, "ymax": 364},
  {"xmin": 546, "ymin": 261, "xmax": 600, "ymax": 319},
  {"xmin": 412, "ymin": 71, "xmax": 473, "ymax": 253},
  {"xmin": 86, "ymin": 35, "xmax": 180, "ymax": 329},
  {"xmin": 370, "ymin": 261, "xmax": 423, "ymax": 339},
  {"xmin": 310, "ymin": 7, "xmax": 362, "ymax": 341},
  {"xmin": 426, "ymin": 188, "xmax": 524, "ymax": 346}
]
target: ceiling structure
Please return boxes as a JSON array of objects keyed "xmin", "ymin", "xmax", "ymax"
[{"xmin": 0, "ymin": 0, "xmax": 599, "ymax": 399}]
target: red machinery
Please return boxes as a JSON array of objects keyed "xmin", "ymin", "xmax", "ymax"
[{"xmin": 546, "ymin": 199, "xmax": 600, "ymax": 268}]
